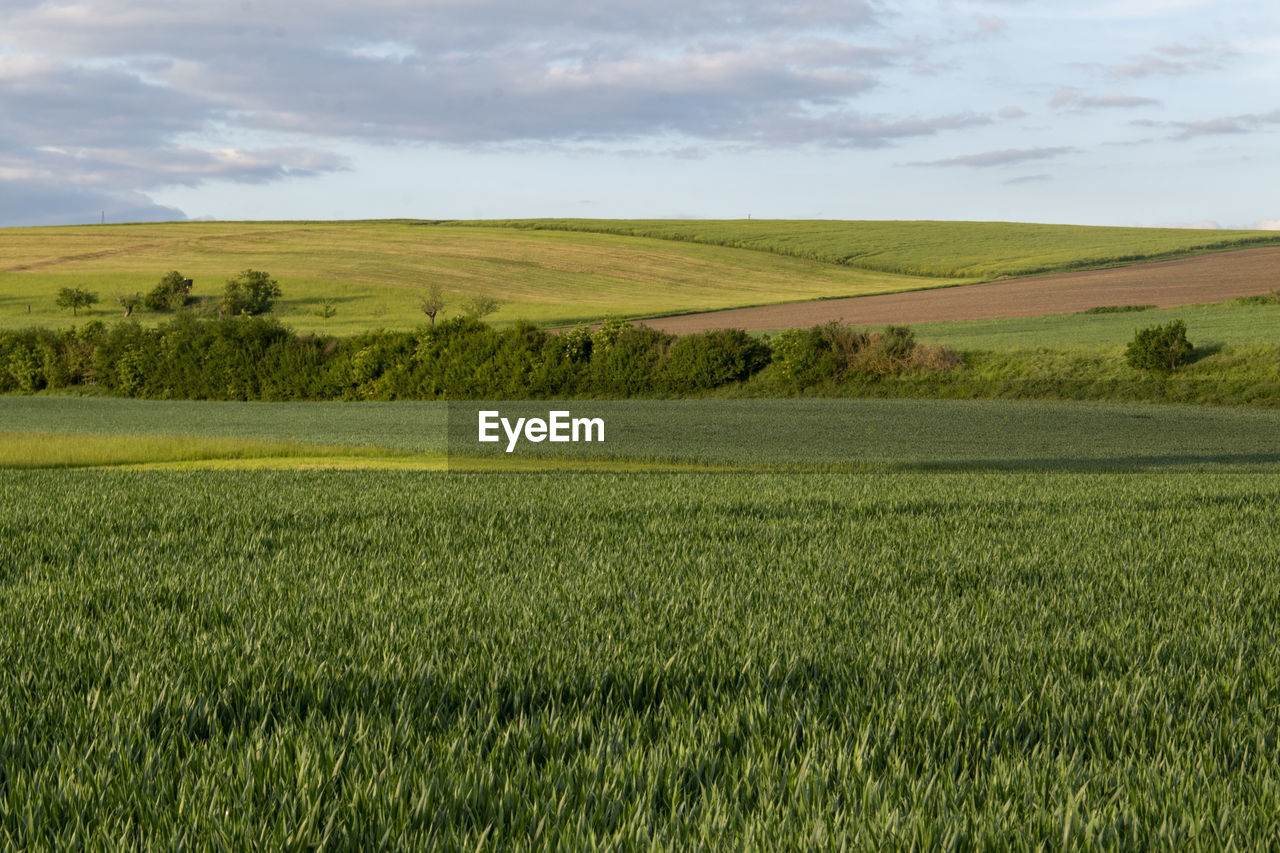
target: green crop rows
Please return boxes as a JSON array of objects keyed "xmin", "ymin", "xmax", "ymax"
[
  {"xmin": 3, "ymin": 468, "xmax": 1280, "ymax": 848},
  {"xmin": 480, "ymin": 219, "xmax": 1280, "ymax": 279}
]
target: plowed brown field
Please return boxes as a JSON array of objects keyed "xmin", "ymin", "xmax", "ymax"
[{"xmin": 643, "ymin": 246, "xmax": 1280, "ymax": 333}]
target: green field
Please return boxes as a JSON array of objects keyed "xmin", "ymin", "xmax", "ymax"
[
  {"xmin": 0, "ymin": 220, "xmax": 969, "ymax": 334},
  {"xmin": 4, "ymin": 465, "xmax": 1280, "ymax": 847},
  {"xmin": 910, "ymin": 301, "xmax": 1280, "ymax": 350},
  {"xmin": 482, "ymin": 218, "xmax": 1280, "ymax": 278},
  {"xmin": 6, "ymin": 214, "xmax": 1280, "ymax": 846},
  {"xmin": 6, "ymin": 218, "xmax": 1280, "ymax": 336},
  {"xmin": 7, "ymin": 396, "xmax": 1280, "ymax": 470}
]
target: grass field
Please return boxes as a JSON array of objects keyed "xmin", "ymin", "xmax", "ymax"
[
  {"xmin": 5, "ymin": 397, "xmax": 1280, "ymax": 845},
  {"xmin": 5, "ymin": 205, "xmax": 1280, "ymax": 845},
  {"xmin": 482, "ymin": 218, "xmax": 1280, "ymax": 278},
  {"xmin": 910, "ymin": 301, "xmax": 1280, "ymax": 350},
  {"xmin": 4, "ymin": 466, "xmax": 1280, "ymax": 847},
  {"xmin": 6, "ymin": 218, "xmax": 1280, "ymax": 336},
  {"xmin": 7, "ymin": 396, "xmax": 1280, "ymax": 470},
  {"xmin": 0, "ymin": 220, "xmax": 968, "ymax": 334}
]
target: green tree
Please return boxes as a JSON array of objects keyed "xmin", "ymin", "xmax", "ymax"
[
  {"xmin": 55, "ymin": 287, "xmax": 99, "ymax": 317},
  {"xmin": 418, "ymin": 283, "xmax": 446, "ymax": 325},
  {"xmin": 461, "ymin": 292, "xmax": 500, "ymax": 320},
  {"xmin": 144, "ymin": 270, "xmax": 193, "ymax": 312},
  {"xmin": 1126, "ymin": 320, "xmax": 1193, "ymax": 372},
  {"xmin": 315, "ymin": 300, "xmax": 338, "ymax": 326},
  {"xmin": 115, "ymin": 292, "xmax": 142, "ymax": 318},
  {"xmin": 222, "ymin": 269, "xmax": 282, "ymax": 316}
]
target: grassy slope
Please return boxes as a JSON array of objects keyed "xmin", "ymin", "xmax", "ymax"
[
  {"xmin": 479, "ymin": 218, "xmax": 1280, "ymax": 278},
  {"xmin": 0, "ymin": 220, "xmax": 966, "ymax": 334},
  {"xmin": 7, "ymin": 218, "xmax": 1280, "ymax": 336}
]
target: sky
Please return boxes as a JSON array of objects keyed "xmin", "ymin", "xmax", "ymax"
[{"xmin": 2, "ymin": 0, "xmax": 1278, "ymax": 228}]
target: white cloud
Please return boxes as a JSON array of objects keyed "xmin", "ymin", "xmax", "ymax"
[{"xmin": 908, "ymin": 146, "xmax": 1075, "ymax": 168}]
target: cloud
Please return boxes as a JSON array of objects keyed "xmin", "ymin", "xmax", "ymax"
[
  {"xmin": 0, "ymin": 177, "xmax": 186, "ymax": 227},
  {"xmin": 0, "ymin": 48, "xmax": 351, "ymax": 224},
  {"xmin": 1050, "ymin": 89, "xmax": 1161, "ymax": 110},
  {"xmin": 1168, "ymin": 109, "xmax": 1280, "ymax": 140},
  {"xmin": 1004, "ymin": 174, "xmax": 1051, "ymax": 185},
  {"xmin": 0, "ymin": 1, "xmax": 917, "ymax": 149},
  {"xmin": 0, "ymin": 58, "xmax": 216, "ymax": 151},
  {"xmin": 998, "ymin": 106, "xmax": 1028, "ymax": 120},
  {"xmin": 755, "ymin": 111, "xmax": 991, "ymax": 148},
  {"xmin": 1078, "ymin": 42, "xmax": 1233, "ymax": 79},
  {"xmin": 973, "ymin": 16, "xmax": 1006, "ymax": 37},
  {"xmin": 908, "ymin": 146, "xmax": 1075, "ymax": 168},
  {"xmin": 2, "ymin": 0, "xmax": 980, "ymax": 223},
  {"xmin": 1255, "ymin": 219, "xmax": 1280, "ymax": 230}
]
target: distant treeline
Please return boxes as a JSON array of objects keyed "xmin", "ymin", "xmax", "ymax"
[{"xmin": 0, "ymin": 315, "xmax": 956, "ymax": 401}]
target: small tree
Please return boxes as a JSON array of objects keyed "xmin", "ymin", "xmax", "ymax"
[
  {"xmin": 222, "ymin": 269, "xmax": 281, "ymax": 316},
  {"xmin": 1126, "ymin": 319, "xmax": 1193, "ymax": 372},
  {"xmin": 115, "ymin": 292, "xmax": 142, "ymax": 318},
  {"xmin": 55, "ymin": 287, "xmax": 99, "ymax": 317},
  {"xmin": 144, "ymin": 270, "xmax": 193, "ymax": 311},
  {"xmin": 418, "ymin": 283, "xmax": 446, "ymax": 325},
  {"xmin": 315, "ymin": 300, "xmax": 338, "ymax": 325},
  {"xmin": 461, "ymin": 292, "xmax": 500, "ymax": 321}
]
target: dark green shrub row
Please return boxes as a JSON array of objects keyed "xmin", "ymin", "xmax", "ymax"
[{"xmin": 0, "ymin": 316, "xmax": 787, "ymax": 400}]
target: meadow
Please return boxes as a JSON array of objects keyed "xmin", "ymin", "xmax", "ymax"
[
  {"xmin": 0, "ymin": 221, "xmax": 967, "ymax": 334},
  {"xmin": 3, "ymin": 466, "xmax": 1279, "ymax": 847},
  {"xmin": 910, "ymin": 300, "xmax": 1280, "ymax": 350},
  {"xmin": 6, "ymin": 218, "xmax": 1280, "ymax": 336},
  {"xmin": 481, "ymin": 218, "xmax": 1280, "ymax": 278}
]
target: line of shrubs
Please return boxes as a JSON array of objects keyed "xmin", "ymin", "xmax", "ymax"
[{"xmin": 0, "ymin": 315, "xmax": 959, "ymax": 400}]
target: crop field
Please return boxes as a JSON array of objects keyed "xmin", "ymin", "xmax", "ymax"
[
  {"xmin": 5, "ymin": 397, "xmax": 1280, "ymax": 846},
  {"xmin": 909, "ymin": 301, "xmax": 1280, "ymax": 351},
  {"xmin": 483, "ymin": 218, "xmax": 1280, "ymax": 279},
  {"xmin": 0, "ymin": 221, "xmax": 966, "ymax": 334},
  {"xmin": 645, "ymin": 247, "xmax": 1280, "ymax": 335},
  {"xmin": 7, "ymin": 396, "xmax": 1280, "ymax": 471},
  {"xmin": 3, "ymin": 466, "xmax": 1280, "ymax": 847}
]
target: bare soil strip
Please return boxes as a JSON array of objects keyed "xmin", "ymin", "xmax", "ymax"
[{"xmin": 642, "ymin": 247, "xmax": 1280, "ymax": 333}]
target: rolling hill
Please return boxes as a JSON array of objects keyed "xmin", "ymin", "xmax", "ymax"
[{"xmin": 4, "ymin": 218, "xmax": 1279, "ymax": 334}]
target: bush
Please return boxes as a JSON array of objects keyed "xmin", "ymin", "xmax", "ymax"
[
  {"xmin": 143, "ymin": 271, "xmax": 193, "ymax": 312},
  {"xmin": 1233, "ymin": 290, "xmax": 1280, "ymax": 307},
  {"xmin": 1126, "ymin": 320, "xmax": 1193, "ymax": 372},
  {"xmin": 588, "ymin": 324, "xmax": 671, "ymax": 396},
  {"xmin": 657, "ymin": 329, "xmax": 771, "ymax": 393},
  {"xmin": 222, "ymin": 269, "xmax": 281, "ymax": 316},
  {"xmin": 771, "ymin": 325, "xmax": 843, "ymax": 388},
  {"xmin": 770, "ymin": 323, "xmax": 957, "ymax": 389}
]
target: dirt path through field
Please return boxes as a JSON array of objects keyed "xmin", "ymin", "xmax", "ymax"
[{"xmin": 642, "ymin": 246, "xmax": 1280, "ymax": 333}]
